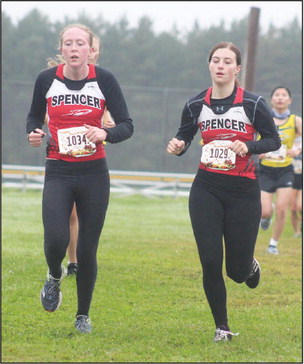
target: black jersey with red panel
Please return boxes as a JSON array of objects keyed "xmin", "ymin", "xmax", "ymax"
[
  {"xmin": 175, "ymin": 86, "xmax": 281, "ymax": 179},
  {"xmin": 26, "ymin": 64, "xmax": 133, "ymax": 162}
]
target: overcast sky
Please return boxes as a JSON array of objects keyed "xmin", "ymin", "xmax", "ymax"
[{"xmin": 2, "ymin": 1, "xmax": 302, "ymax": 34}]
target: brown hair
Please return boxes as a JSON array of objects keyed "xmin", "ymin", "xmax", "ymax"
[
  {"xmin": 208, "ymin": 41, "xmax": 242, "ymax": 66},
  {"xmin": 208, "ymin": 42, "xmax": 242, "ymax": 86}
]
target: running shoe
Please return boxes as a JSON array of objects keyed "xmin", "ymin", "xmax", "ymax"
[
  {"xmin": 75, "ymin": 315, "xmax": 92, "ymax": 333},
  {"xmin": 245, "ymin": 258, "xmax": 261, "ymax": 288},
  {"xmin": 213, "ymin": 325, "xmax": 239, "ymax": 342},
  {"xmin": 267, "ymin": 245, "xmax": 279, "ymax": 255},
  {"xmin": 40, "ymin": 266, "xmax": 65, "ymax": 312},
  {"xmin": 260, "ymin": 217, "xmax": 272, "ymax": 231},
  {"xmin": 67, "ymin": 262, "xmax": 78, "ymax": 276}
]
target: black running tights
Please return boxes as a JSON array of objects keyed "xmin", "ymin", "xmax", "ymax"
[
  {"xmin": 188, "ymin": 170, "xmax": 261, "ymax": 328},
  {"xmin": 42, "ymin": 159, "xmax": 110, "ymax": 317}
]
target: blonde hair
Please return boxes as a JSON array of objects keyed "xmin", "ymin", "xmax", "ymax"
[
  {"xmin": 47, "ymin": 54, "xmax": 65, "ymax": 68},
  {"xmin": 58, "ymin": 23, "xmax": 94, "ymax": 49},
  {"xmin": 45, "ymin": 26, "xmax": 114, "ymax": 127},
  {"xmin": 88, "ymin": 34, "xmax": 102, "ymax": 64},
  {"xmin": 47, "ymin": 30, "xmax": 101, "ymax": 68}
]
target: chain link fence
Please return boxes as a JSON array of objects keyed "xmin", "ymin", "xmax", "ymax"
[{"xmin": 2, "ymin": 80, "xmax": 302, "ymax": 174}]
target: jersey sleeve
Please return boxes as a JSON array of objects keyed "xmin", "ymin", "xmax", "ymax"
[
  {"xmin": 26, "ymin": 71, "xmax": 48, "ymax": 134},
  {"xmin": 174, "ymin": 98, "xmax": 200, "ymax": 156},
  {"xmin": 96, "ymin": 68, "xmax": 134, "ymax": 143},
  {"xmin": 244, "ymin": 95, "xmax": 281, "ymax": 154}
]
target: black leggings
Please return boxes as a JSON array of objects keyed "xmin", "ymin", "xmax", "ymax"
[
  {"xmin": 42, "ymin": 159, "xmax": 110, "ymax": 316},
  {"xmin": 189, "ymin": 169, "xmax": 261, "ymax": 328}
]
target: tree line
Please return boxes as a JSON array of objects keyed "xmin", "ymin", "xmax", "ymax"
[{"xmin": 2, "ymin": 9, "xmax": 302, "ymax": 172}]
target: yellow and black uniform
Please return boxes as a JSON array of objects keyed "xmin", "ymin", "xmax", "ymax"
[
  {"xmin": 261, "ymin": 114, "xmax": 297, "ymax": 168},
  {"xmin": 259, "ymin": 114, "xmax": 297, "ymax": 193}
]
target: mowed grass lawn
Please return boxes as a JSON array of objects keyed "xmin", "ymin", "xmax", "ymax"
[{"xmin": 2, "ymin": 188, "xmax": 302, "ymax": 363}]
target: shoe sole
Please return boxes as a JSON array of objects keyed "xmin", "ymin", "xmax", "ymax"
[
  {"xmin": 75, "ymin": 317, "xmax": 92, "ymax": 333},
  {"xmin": 75, "ymin": 325, "xmax": 92, "ymax": 334}
]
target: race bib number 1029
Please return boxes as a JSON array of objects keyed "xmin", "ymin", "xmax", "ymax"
[
  {"xmin": 201, "ymin": 140, "xmax": 236, "ymax": 170},
  {"xmin": 57, "ymin": 126, "xmax": 96, "ymax": 157}
]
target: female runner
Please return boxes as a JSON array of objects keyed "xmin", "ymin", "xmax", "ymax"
[
  {"xmin": 167, "ymin": 42, "xmax": 281, "ymax": 341},
  {"xmin": 27, "ymin": 23, "xmax": 133, "ymax": 333}
]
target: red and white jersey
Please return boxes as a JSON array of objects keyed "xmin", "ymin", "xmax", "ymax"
[
  {"xmin": 26, "ymin": 63, "xmax": 133, "ymax": 162},
  {"xmin": 46, "ymin": 64, "xmax": 106, "ymax": 161},
  {"xmin": 176, "ymin": 86, "xmax": 281, "ymax": 180},
  {"xmin": 198, "ymin": 87, "xmax": 257, "ymax": 178}
]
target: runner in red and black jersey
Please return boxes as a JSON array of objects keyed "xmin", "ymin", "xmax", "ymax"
[
  {"xmin": 45, "ymin": 33, "xmax": 116, "ymax": 278},
  {"xmin": 167, "ymin": 42, "xmax": 281, "ymax": 342},
  {"xmin": 26, "ymin": 23, "xmax": 133, "ymax": 334}
]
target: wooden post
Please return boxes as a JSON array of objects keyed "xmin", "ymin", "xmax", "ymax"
[{"xmin": 242, "ymin": 7, "xmax": 260, "ymax": 91}]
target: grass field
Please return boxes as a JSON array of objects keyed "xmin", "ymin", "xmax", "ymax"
[{"xmin": 2, "ymin": 188, "xmax": 303, "ymax": 363}]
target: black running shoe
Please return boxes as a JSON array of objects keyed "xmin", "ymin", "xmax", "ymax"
[
  {"xmin": 245, "ymin": 258, "xmax": 261, "ymax": 289},
  {"xmin": 40, "ymin": 277, "xmax": 62, "ymax": 312},
  {"xmin": 260, "ymin": 217, "xmax": 271, "ymax": 231},
  {"xmin": 40, "ymin": 267, "xmax": 64, "ymax": 312},
  {"xmin": 67, "ymin": 263, "xmax": 78, "ymax": 276},
  {"xmin": 75, "ymin": 315, "xmax": 92, "ymax": 333},
  {"xmin": 213, "ymin": 325, "xmax": 239, "ymax": 342}
]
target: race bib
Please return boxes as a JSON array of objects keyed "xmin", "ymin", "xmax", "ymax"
[
  {"xmin": 57, "ymin": 126, "xmax": 96, "ymax": 157},
  {"xmin": 264, "ymin": 145, "xmax": 287, "ymax": 162},
  {"xmin": 201, "ymin": 140, "xmax": 236, "ymax": 170}
]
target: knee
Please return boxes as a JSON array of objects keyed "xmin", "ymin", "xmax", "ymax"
[
  {"xmin": 226, "ymin": 267, "xmax": 250, "ymax": 284},
  {"xmin": 275, "ymin": 206, "xmax": 287, "ymax": 220},
  {"xmin": 45, "ymin": 228, "xmax": 68, "ymax": 247},
  {"xmin": 201, "ymin": 260, "xmax": 224, "ymax": 284},
  {"xmin": 227, "ymin": 273, "xmax": 244, "ymax": 283},
  {"xmin": 261, "ymin": 206, "xmax": 273, "ymax": 219}
]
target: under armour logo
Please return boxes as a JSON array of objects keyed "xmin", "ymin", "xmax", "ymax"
[{"xmin": 215, "ymin": 106, "xmax": 224, "ymax": 112}]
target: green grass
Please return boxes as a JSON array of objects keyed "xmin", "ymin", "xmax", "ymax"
[{"xmin": 2, "ymin": 188, "xmax": 303, "ymax": 363}]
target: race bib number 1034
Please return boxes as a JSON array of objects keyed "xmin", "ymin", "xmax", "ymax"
[{"xmin": 57, "ymin": 126, "xmax": 96, "ymax": 157}]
